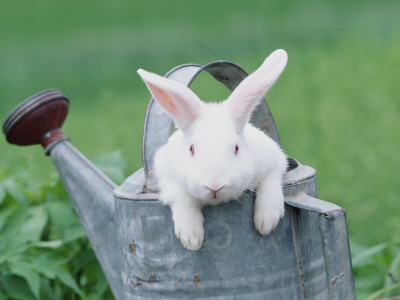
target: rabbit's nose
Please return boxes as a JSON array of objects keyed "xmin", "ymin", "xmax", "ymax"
[{"xmin": 205, "ymin": 185, "xmax": 225, "ymax": 199}]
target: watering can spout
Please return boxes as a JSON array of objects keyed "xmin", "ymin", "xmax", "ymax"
[{"xmin": 3, "ymin": 89, "xmax": 123, "ymax": 300}]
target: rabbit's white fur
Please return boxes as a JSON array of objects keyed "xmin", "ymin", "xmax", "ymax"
[{"xmin": 138, "ymin": 49, "xmax": 288, "ymax": 251}]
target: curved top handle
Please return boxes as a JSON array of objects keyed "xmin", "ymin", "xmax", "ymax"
[{"xmin": 141, "ymin": 61, "xmax": 281, "ymax": 192}]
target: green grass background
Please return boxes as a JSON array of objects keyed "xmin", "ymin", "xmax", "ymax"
[{"xmin": 1, "ymin": 0, "xmax": 399, "ymax": 298}]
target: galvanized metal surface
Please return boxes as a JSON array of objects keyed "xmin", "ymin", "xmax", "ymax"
[{"xmin": 50, "ymin": 141, "xmax": 124, "ymax": 300}]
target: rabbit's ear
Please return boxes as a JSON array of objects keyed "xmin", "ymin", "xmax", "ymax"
[
  {"xmin": 226, "ymin": 49, "xmax": 288, "ymax": 130},
  {"xmin": 138, "ymin": 69, "xmax": 203, "ymax": 132}
]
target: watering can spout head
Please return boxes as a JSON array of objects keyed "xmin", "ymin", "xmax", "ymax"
[{"xmin": 3, "ymin": 88, "xmax": 69, "ymax": 155}]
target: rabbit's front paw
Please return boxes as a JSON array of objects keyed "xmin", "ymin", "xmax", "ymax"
[
  {"xmin": 173, "ymin": 212, "xmax": 204, "ymax": 251},
  {"xmin": 254, "ymin": 203, "xmax": 284, "ymax": 236},
  {"xmin": 173, "ymin": 206, "xmax": 204, "ymax": 251}
]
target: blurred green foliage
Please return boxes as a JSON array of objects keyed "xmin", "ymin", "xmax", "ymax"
[
  {"xmin": 1, "ymin": 0, "xmax": 399, "ymax": 298},
  {"xmin": 0, "ymin": 152, "xmax": 124, "ymax": 299}
]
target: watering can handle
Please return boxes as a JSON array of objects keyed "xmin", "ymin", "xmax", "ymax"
[
  {"xmin": 141, "ymin": 61, "xmax": 281, "ymax": 192},
  {"xmin": 285, "ymin": 191, "xmax": 356, "ymax": 298}
]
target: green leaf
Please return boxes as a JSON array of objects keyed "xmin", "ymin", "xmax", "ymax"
[
  {"xmin": 34, "ymin": 262, "xmax": 85, "ymax": 297},
  {"xmin": 0, "ymin": 177, "xmax": 28, "ymax": 204},
  {"xmin": 0, "ymin": 207, "xmax": 32, "ymax": 256},
  {"xmin": 39, "ymin": 278, "xmax": 57, "ymax": 300},
  {"xmin": 46, "ymin": 193, "xmax": 86, "ymax": 242},
  {"xmin": 55, "ymin": 266, "xmax": 85, "ymax": 297},
  {"xmin": 0, "ymin": 235, "xmax": 30, "ymax": 262},
  {"xmin": 82, "ymin": 261, "xmax": 109, "ymax": 298},
  {"xmin": 0, "ymin": 274, "xmax": 36, "ymax": 300},
  {"xmin": 366, "ymin": 282, "xmax": 400, "ymax": 300},
  {"xmin": 26, "ymin": 251, "xmax": 69, "ymax": 279},
  {"xmin": 352, "ymin": 240, "xmax": 400, "ymax": 267},
  {"xmin": 8, "ymin": 260, "xmax": 40, "ymax": 299},
  {"xmin": 92, "ymin": 151, "xmax": 127, "ymax": 184},
  {"xmin": 0, "ymin": 206, "xmax": 30, "ymax": 237},
  {"xmin": 0, "ymin": 204, "xmax": 48, "ymax": 255},
  {"xmin": 0, "ymin": 290, "xmax": 8, "ymax": 300},
  {"xmin": 29, "ymin": 240, "xmax": 64, "ymax": 249},
  {"xmin": 27, "ymin": 251, "xmax": 84, "ymax": 296},
  {"xmin": 0, "ymin": 184, "xmax": 5, "ymax": 205},
  {"xmin": 383, "ymin": 248, "xmax": 400, "ymax": 290},
  {"xmin": 71, "ymin": 247, "xmax": 96, "ymax": 275},
  {"xmin": 0, "ymin": 206, "xmax": 15, "ymax": 232},
  {"xmin": 20, "ymin": 205, "xmax": 48, "ymax": 242}
]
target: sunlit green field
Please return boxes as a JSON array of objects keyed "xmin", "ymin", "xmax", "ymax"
[{"xmin": 1, "ymin": 0, "xmax": 399, "ymax": 298}]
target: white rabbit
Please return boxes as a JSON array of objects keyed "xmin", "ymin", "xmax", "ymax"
[{"xmin": 137, "ymin": 49, "xmax": 288, "ymax": 251}]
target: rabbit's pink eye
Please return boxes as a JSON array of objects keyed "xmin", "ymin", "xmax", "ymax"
[
  {"xmin": 190, "ymin": 144, "xmax": 195, "ymax": 156},
  {"xmin": 235, "ymin": 145, "xmax": 239, "ymax": 155}
]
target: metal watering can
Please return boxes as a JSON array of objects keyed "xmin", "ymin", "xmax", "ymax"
[{"xmin": 3, "ymin": 60, "xmax": 356, "ymax": 299}]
